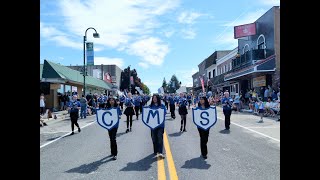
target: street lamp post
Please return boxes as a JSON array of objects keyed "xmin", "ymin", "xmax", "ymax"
[
  {"xmin": 128, "ymin": 65, "xmax": 131, "ymax": 93},
  {"xmin": 83, "ymin": 27, "xmax": 100, "ymax": 96}
]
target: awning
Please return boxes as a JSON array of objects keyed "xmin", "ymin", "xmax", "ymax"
[{"xmin": 224, "ymin": 55, "xmax": 276, "ymax": 81}]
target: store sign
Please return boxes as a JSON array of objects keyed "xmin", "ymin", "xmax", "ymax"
[
  {"xmin": 253, "ymin": 76, "xmax": 266, "ymax": 87},
  {"xmin": 234, "ymin": 23, "xmax": 256, "ymax": 39},
  {"xmin": 86, "ymin": 42, "xmax": 94, "ymax": 65}
]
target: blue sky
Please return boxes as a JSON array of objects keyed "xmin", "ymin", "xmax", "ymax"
[{"xmin": 40, "ymin": 0, "xmax": 280, "ymax": 94}]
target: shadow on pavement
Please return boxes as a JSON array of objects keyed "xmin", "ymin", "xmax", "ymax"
[
  {"xmin": 65, "ymin": 156, "xmax": 114, "ymax": 174},
  {"xmin": 219, "ymin": 129, "xmax": 230, "ymax": 134},
  {"xmin": 168, "ymin": 132, "xmax": 183, "ymax": 137},
  {"xmin": 120, "ymin": 154, "xmax": 156, "ymax": 171},
  {"xmin": 116, "ymin": 132, "xmax": 127, "ymax": 138},
  {"xmin": 181, "ymin": 157, "xmax": 211, "ymax": 169}
]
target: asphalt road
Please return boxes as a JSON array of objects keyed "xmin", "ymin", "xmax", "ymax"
[{"xmin": 40, "ymin": 106, "xmax": 280, "ymax": 180}]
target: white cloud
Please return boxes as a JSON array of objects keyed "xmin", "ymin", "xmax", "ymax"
[
  {"xmin": 40, "ymin": 22, "xmax": 82, "ymax": 49},
  {"xmin": 259, "ymin": 0, "xmax": 280, "ymax": 6},
  {"xmin": 175, "ymin": 68, "xmax": 198, "ymax": 87},
  {"xmin": 57, "ymin": 0, "xmax": 180, "ymax": 49},
  {"xmin": 178, "ymin": 11, "xmax": 202, "ymax": 24},
  {"xmin": 181, "ymin": 29, "xmax": 196, "ymax": 39},
  {"xmin": 126, "ymin": 37, "xmax": 169, "ymax": 66},
  {"xmin": 138, "ymin": 62, "xmax": 150, "ymax": 69},
  {"xmin": 94, "ymin": 57, "xmax": 124, "ymax": 68}
]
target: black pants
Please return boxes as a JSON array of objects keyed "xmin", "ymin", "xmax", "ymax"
[
  {"xmin": 140, "ymin": 104, "xmax": 143, "ymax": 113},
  {"xmin": 108, "ymin": 127, "xmax": 118, "ymax": 156},
  {"xmin": 170, "ymin": 104, "xmax": 175, "ymax": 118},
  {"xmin": 223, "ymin": 109, "xmax": 232, "ymax": 129},
  {"xmin": 151, "ymin": 127, "xmax": 164, "ymax": 154},
  {"xmin": 70, "ymin": 111, "xmax": 80, "ymax": 132},
  {"xmin": 135, "ymin": 106, "xmax": 140, "ymax": 119},
  {"xmin": 180, "ymin": 115, "xmax": 187, "ymax": 130},
  {"xmin": 40, "ymin": 107, "xmax": 45, "ymax": 115},
  {"xmin": 198, "ymin": 128, "xmax": 210, "ymax": 156},
  {"xmin": 126, "ymin": 115, "xmax": 133, "ymax": 129},
  {"xmin": 119, "ymin": 102, "xmax": 124, "ymax": 110},
  {"xmin": 165, "ymin": 102, "xmax": 168, "ymax": 110}
]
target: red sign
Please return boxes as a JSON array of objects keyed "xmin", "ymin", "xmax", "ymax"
[
  {"xmin": 234, "ymin": 23, "xmax": 256, "ymax": 39},
  {"xmin": 104, "ymin": 72, "xmax": 112, "ymax": 83}
]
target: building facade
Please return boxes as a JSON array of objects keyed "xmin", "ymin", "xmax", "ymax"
[
  {"xmin": 211, "ymin": 48, "xmax": 238, "ymax": 95},
  {"xmin": 68, "ymin": 64, "xmax": 122, "ymax": 90},
  {"xmin": 224, "ymin": 6, "xmax": 280, "ymax": 94}
]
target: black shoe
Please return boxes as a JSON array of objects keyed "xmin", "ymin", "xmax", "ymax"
[
  {"xmin": 130, "ymin": 128, "xmax": 132, "ymax": 132},
  {"xmin": 225, "ymin": 128, "xmax": 230, "ymax": 130},
  {"xmin": 78, "ymin": 128, "xmax": 81, "ymax": 132},
  {"xmin": 40, "ymin": 124, "xmax": 43, "ymax": 127},
  {"xmin": 180, "ymin": 127, "xmax": 183, "ymax": 132},
  {"xmin": 183, "ymin": 129, "xmax": 187, "ymax": 132},
  {"xmin": 202, "ymin": 155, "xmax": 207, "ymax": 159},
  {"xmin": 126, "ymin": 129, "xmax": 129, "ymax": 133},
  {"xmin": 113, "ymin": 156, "xmax": 117, "ymax": 160},
  {"xmin": 70, "ymin": 132, "xmax": 74, "ymax": 135},
  {"xmin": 43, "ymin": 123, "xmax": 48, "ymax": 126}
]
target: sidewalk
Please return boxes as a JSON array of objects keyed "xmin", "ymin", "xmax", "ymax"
[{"xmin": 214, "ymin": 105, "xmax": 280, "ymax": 143}]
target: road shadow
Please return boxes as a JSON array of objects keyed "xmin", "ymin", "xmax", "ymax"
[
  {"xmin": 120, "ymin": 154, "xmax": 156, "ymax": 171},
  {"xmin": 116, "ymin": 132, "xmax": 127, "ymax": 138},
  {"xmin": 168, "ymin": 132, "xmax": 183, "ymax": 137},
  {"xmin": 66, "ymin": 156, "xmax": 114, "ymax": 174},
  {"xmin": 219, "ymin": 129, "xmax": 230, "ymax": 134},
  {"xmin": 181, "ymin": 157, "xmax": 211, "ymax": 169}
]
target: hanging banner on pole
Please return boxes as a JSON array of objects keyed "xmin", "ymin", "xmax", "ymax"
[{"xmin": 86, "ymin": 42, "xmax": 94, "ymax": 65}]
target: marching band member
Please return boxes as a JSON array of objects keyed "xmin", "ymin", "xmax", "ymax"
[
  {"xmin": 177, "ymin": 93, "xmax": 188, "ymax": 132},
  {"xmin": 133, "ymin": 93, "xmax": 142, "ymax": 120},
  {"xmin": 124, "ymin": 92, "xmax": 135, "ymax": 133},
  {"xmin": 221, "ymin": 92, "xmax": 233, "ymax": 130},
  {"xmin": 67, "ymin": 95, "xmax": 81, "ymax": 135},
  {"xmin": 149, "ymin": 94, "xmax": 166, "ymax": 158},
  {"xmin": 105, "ymin": 96, "xmax": 122, "ymax": 160},
  {"xmin": 187, "ymin": 93, "xmax": 192, "ymax": 109},
  {"xmin": 197, "ymin": 95, "xmax": 211, "ymax": 159},
  {"xmin": 168, "ymin": 93, "xmax": 176, "ymax": 119},
  {"xmin": 119, "ymin": 95, "xmax": 125, "ymax": 111}
]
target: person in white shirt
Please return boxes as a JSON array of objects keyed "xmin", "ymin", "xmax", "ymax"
[
  {"xmin": 265, "ymin": 97, "xmax": 275, "ymax": 117},
  {"xmin": 40, "ymin": 94, "xmax": 45, "ymax": 115}
]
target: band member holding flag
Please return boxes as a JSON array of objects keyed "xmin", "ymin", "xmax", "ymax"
[
  {"xmin": 177, "ymin": 93, "xmax": 188, "ymax": 132},
  {"xmin": 149, "ymin": 94, "xmax": 166, "ymax": 158},
  {"xmin": 124, "ymin": 92, "xmax": 135, "ymax": 133},
  {"xmin": 197, "ymin": 95, "xmax": 211, "ymax": 159},
  {"xmin": 105, "ymin": 96, "xmax": 122, "ymax": 160}
]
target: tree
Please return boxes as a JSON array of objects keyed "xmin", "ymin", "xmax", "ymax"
[
  {"xmin": 167, "ymin": 75, "xmax": 181, "ymax": 93},
  {"xmin": 141, "ymin": 83, "xmax": 151, "ymax": 95},
  {"xmin": 162, "ymin": 78, "xmax": 167, "ymax": 92}
]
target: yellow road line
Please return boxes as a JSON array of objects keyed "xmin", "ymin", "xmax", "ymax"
[
  {"xmin": 157, "ymin": 155, "xmax": 166, "ymax": 180},
  {"xmin": 163, "ymin": 131, "xmax": 179, "ymax": 180}
]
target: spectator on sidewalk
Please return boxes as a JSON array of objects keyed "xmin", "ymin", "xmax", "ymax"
[
  {"xmin": 264, "ymin": 87, "xmax": 269, "ymax": 102},
  {"xmin": 80, "ymin": 95, "xmax": 87, "ymax": 119},
  {"xmin": 233, "ymin": 93, "xmax": 241, "ymax": 112},
  {"xmin": 265, "ymin": 97, "xmax": 275, "ymax": 117},
  {"xmin": 257, "ymin": 98, "xmax": 265, "ymax": 123},
  {"xmin": 40, "ymin": 94, "xmax": 46, "ymax": 115}
]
